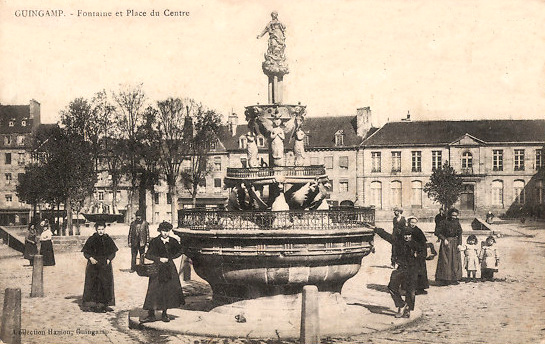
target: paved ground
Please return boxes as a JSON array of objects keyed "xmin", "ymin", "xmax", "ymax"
[{"xmin": 0, "ymin": 220, "xmax": 544, "ymax": 344}]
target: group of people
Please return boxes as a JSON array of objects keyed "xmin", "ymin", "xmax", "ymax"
[
  {"xmin": 80, "ymin": 210, "xmax": 185, "ymax": 322},
  {"xmin": 378, "ymin": 206, "xmax": 500, "ymax": 318},
  {"xmin": 23, "ymin": 219, "xmax": 56, "ymax": 267}
]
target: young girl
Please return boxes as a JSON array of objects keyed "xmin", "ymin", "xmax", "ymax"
[
  {"xmin": 458, "ymin": 235, "xmax": 479, "ymax": 282},
  {"xmin": 479, "ymin": 235, "xmax": 499, "ymax": 281}
]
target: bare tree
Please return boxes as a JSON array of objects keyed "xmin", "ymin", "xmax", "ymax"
[
  {"xmin": 155, "ymin": 97, "xmax": 193, "ymax": 226},
  {"xmin": 113, "ymin": 84, "xmax": 147, "ymax": 221}
]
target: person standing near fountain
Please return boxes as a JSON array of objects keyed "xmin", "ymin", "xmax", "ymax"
[
  {"xmin": 141, "ymin": 221, "xmax": 185, "ymax": 323},
  {"xmin": 39, "ymin": 219, "xmax": 55, "ymax": 266},
  {"xmin": 81, "ymin": 221, "xmax": 118, "ymax": 313},
  {"xmin": 128, "ymin": 209, "xmax": 150, "ymax": 272}
]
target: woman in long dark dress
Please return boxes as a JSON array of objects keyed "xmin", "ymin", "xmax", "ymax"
[
  {"xmin": 141, "ymin": 221, "xmax": 185, "ymax": 323},
  {"xmin": 81, "ymin": 221, "xmax": 118, "ymax": 313},
  {"xmin": 39, "ymin": 220, "xmax": 55, "ymax": 266},
  {"xmin": 434, "ymin": 208, "xmax": 463, "ymax": 285},
  {"xmin": 23, "ymin": 223, "xmax": 39, "ymax": 265}
]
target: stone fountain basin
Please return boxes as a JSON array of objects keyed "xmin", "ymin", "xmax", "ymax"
[{"xmin": 176, "ymin": 227, "xmax": 374, "ymax": 304}]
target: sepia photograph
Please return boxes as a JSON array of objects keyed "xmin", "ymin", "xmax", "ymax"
[{"xmin": 0, "ymin": 0, "xmax": 544, "ymax": 343}]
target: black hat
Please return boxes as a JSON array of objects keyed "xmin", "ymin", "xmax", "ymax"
[
  {"xmin": 158, "ymin": 221, "xmax": 173, "ymax": 232},
  {"xmin": 94, "ymin": 221, "xmax": 107, "ymax": 229},
  {"xmin": 135, "ymin": 209, "xmax": 143, "ymax": 216}
]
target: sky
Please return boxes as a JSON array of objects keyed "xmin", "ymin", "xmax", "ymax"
[{"xmin": 1, "ymin": 0, "xmax": 545, "ymax": 126}]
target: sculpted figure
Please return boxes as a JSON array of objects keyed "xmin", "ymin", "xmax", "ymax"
[
  {"xmin": 270, "ymin": 118, "xmax": 285, "ymax": 166},
  {"xmin": 257, "ymin": 11, "xmax": 286, "ymax": 59},
  {"xmin": 246, "ymin": 132, "xmax": 259, "ymax": 167},
  {"xmin": 293, "ymin": 128, "xmax": 305, "ymax": 166}
]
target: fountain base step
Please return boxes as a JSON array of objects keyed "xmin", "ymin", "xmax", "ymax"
[{"xmin": 129, "ymin": 292, "xmax": 421, "ymax": 339}]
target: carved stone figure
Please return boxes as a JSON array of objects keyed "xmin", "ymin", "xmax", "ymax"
[
  {"xmin": 246, "ymin": 132, "xmax": 259, "ymax": 167},
  {"xmin": 257, "ymin": 11, "xmax": 289, "ymax": 76},
  {"xmin": 293, "ymin": 128, "xmax": 306, "ymax": 166},
  {"xmin": 270, "ymin": 119, "xmax": 285, "ymax": 166}
]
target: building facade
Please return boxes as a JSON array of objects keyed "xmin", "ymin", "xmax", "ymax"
[
  {"xmin": 0, "ymin": 100, "xmax": 42, "ymax": 225},
  {"xmin": 359, "ymin": 118, "xmax": 545, "ymax": 219}
]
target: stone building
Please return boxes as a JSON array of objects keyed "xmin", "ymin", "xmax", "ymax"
[
  {"xmin": 0, "ymin": 100, "xmax": 41, "ymax": 225},
  {"xmin": 359, "ymin": 116, "xmax": 545, "ymax": 219}
]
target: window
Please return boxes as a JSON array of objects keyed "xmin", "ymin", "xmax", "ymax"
[
  {"xmin": 213, "ymin": 157, "xmax": 222, "ymax": 171},
  {"xmin": 240, "ymin": 157, "xmax": 247, "ymax": 168},
  {"xmin": 5, "ymin": 173, "xmax": 12, "ymax": 185},
  {"xmin": 16, "ymin": 136, "xmax": 24, "ymax": 146},
  {"xmin": 339, "ymin": 156, "xmax": 349, "ymax": 170},
  {"xmin": 432, "ymin": 151, "xmax": 442, "ymax": 170},
  {"xmin": 238, "ymin": 136, "xmax": 247, "ymax": 149},
  {"xmin": 491, "ymin": 180, "xmax": 503, "ymax": 207},
  {"xmin": 411, "ymin": 181, "xmax": 422, "ymax": 207},
  {"xmin": 18, "ymin": 152, "xmax": 25, "ymax": 165},
  {"xmin": 3, "ymin": 136, "xmax": 11, "ymax": 145},
  {"xmin": 310, "ymin": 157, "xmax": 319, "ymax": 165},
  {"xmin": 514, "ymin": 149, "xmax": 525, "ymax": 171},
  {"xmin": 5, "ymin": 153, "xmax": 11, "ymax": 165},
  {"xmin": 167, "ymin": 193, "xmax": 172, "ymax": 204},
  {"xmin": 257, "ymin": 136, "xmax": 265, "ymax": 147},
  {"xmin": 391, "ymin": 151, "xmax": 401, "ymax": 172},
  {"xmin": 513, "ymin": 180, "xmax": 525, "ymax": 204},
  {"xmin": 8, "ymin": 121, "xmax": 14, "ymax": 127},
  {"xmin": 21, "ymin": 120, "xmax": 26, "ymax": 127},
  {"xmin": 303, "ymin": 133, "xmax": 310, "ymax": 146},
  {"xmin": 98, "ymin": 191, "xmax": 104, "ymax": 201},
  {"xmin": 536, "ymin": 180, "xmax": 544, "ymax": 205},
  {"xmin": 324, "ymin": 156, "xmax": 333, "ymax": 169},
  {"xmin": 493, "ymin": 150, "xmax": 503, "ymax": 171},
  {"xmin": 335, "ymin": 131, "xmax": 344, "ymax": 146},
  {"xmin": 370, "ymin": 181, "xmax": 382, "ymax": 209},
  {"xmin": 461, "ymin": 152, "xmax": 473, "ymax": 173},
  {"xmin": 210, "ymin": 140, "xmax": 217, "ymax": 150},
  {"xmin": 391, "ymin": 181, "xmax": 402, "ymax": 208},
  {"xmin": 411, "ymin": 151, "xmax": 422, "ymax": 172},
  {"xmin": 536, "ymin": 149, "xmax": 544, "ymax": 170},
  {"xmin": 154, "ymin": 192, "xmax": 160, "ymax": 205},
  {"xmin": 214, "ymin": 178, "xmax": 222, "ymax": 193},
  {"xmin": 371, "ymin": 152, "xmax": 381, "ymax": 172},
  {"xmin": 339, "ymin": 180, "xmax": 349, "ymax": 193},
  {"xmin": 5, "ymin": 194, "xmax": 12, "ymax": 203},
  {"xmin": 329, "ymin": 180, "xmax": 334, "ymax": 193}
]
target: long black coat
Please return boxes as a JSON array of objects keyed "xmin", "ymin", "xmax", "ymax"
[
  {"xmin": 405, "ymin": 225, "xmax": 429, "ymax": 290},
  {"xmin": 82, "ymin": 233, "xmax": 118, "ymax": 306},
  {"xmin": 143, "ymin": 236, "xmax": 185, "ymax": 311}
]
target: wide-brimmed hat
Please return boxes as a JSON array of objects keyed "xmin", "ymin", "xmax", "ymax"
[{"xmin": 393, "ymin": 207, "xmax": 403, "ymax": 213}]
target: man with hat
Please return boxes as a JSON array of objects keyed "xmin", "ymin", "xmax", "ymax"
[
  {"xmin": 388, "ymin": 225, "xmax": 426, "ymax": 318},
  {"xmin": 128, "ymin": 209, "xmax": 150, "ymax": 272},
  {"xmin": 391, "ymin": 207, "xmax": 407, "ymax": 267}
]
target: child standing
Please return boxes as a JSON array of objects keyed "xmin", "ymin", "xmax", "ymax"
[
  {"xmin": 479, "ymin": 235, "xmax": 499, "ymax": 281},
  {"xmin": 458, "ymin": 235, "xmax": 479, "ymax": 282}
]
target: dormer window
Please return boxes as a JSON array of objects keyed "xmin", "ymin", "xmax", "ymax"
[
  {"xmin": 21, "ymin": 120, "xmax": 26, "ymax": 127},
  {"xmin": 210, "ymin": 139, "xmax": 217, "ymax": 150},
  {"xmin": 238, "ymin": 136, "xmax": 247, "ymax": 149},
  {"xmin": 8, "ymin": 120, "xmax": 14, "ymax": 127},
  {"xmin": 335, "ymin": 130, "xmax": 344, "ymax": 146}
]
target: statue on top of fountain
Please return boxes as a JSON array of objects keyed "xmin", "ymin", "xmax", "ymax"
[{"xmin": 257, "ymin": 11, "xmax": 289, "ymax": 76}]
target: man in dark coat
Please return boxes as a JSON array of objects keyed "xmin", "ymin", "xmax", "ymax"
[
  {"xmin": 82, "ymin": 221, "xmax": 118, "ymax": 313},
  {"xmin": 391, "ymin": 207, "xmax": 407, "ymax": 267},
  {"xmin": 388, "ymin": 226, "xmax": 425, "ymax": 318},
  {"xmin": 435, "ymin": 208, "xmax": 463, "ymax": 285},
  {"xmin": 406, "ymin": 216, "xmax": 430, "ymax": 294},
  {"xmin": 128, "ymin": 209, "xmax": 150, "ymax": 272},
  {"xmin": 141, "ymin": 221, "xmax": 185, "ymax": 323}
]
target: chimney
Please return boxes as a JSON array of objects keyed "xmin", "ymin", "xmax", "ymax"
[
  {"xmin": 228, "ymin": 113, "xmax": 238, "ymax": 136},
  {"xmin": 402, "ymin": 111, "xmax": 411, "ymax": 121},
  {"xmin": 356, "ymin": 107, "xmax": 372, "ymax": 137},
  {"xmin": 29, "ymin": 99, "xmax": 41, "ymax": 130}
]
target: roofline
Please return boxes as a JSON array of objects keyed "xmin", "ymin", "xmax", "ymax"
[{"xmin": 362, "ymin": 141, "xmax": 545, "ymax": 148}]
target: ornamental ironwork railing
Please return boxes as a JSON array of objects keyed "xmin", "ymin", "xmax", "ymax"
[
  {"xmin": 226, "ymin": 165, "xmax": 326, "ymax": 179},
  {"xmin": 178, "ymin": 207, "xmax": 375, "ymax": 231}
]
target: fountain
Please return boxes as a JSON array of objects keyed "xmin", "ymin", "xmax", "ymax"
[{"xmin": 176, "ymin": 11, "xmax": 376, "ymax": 305}]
